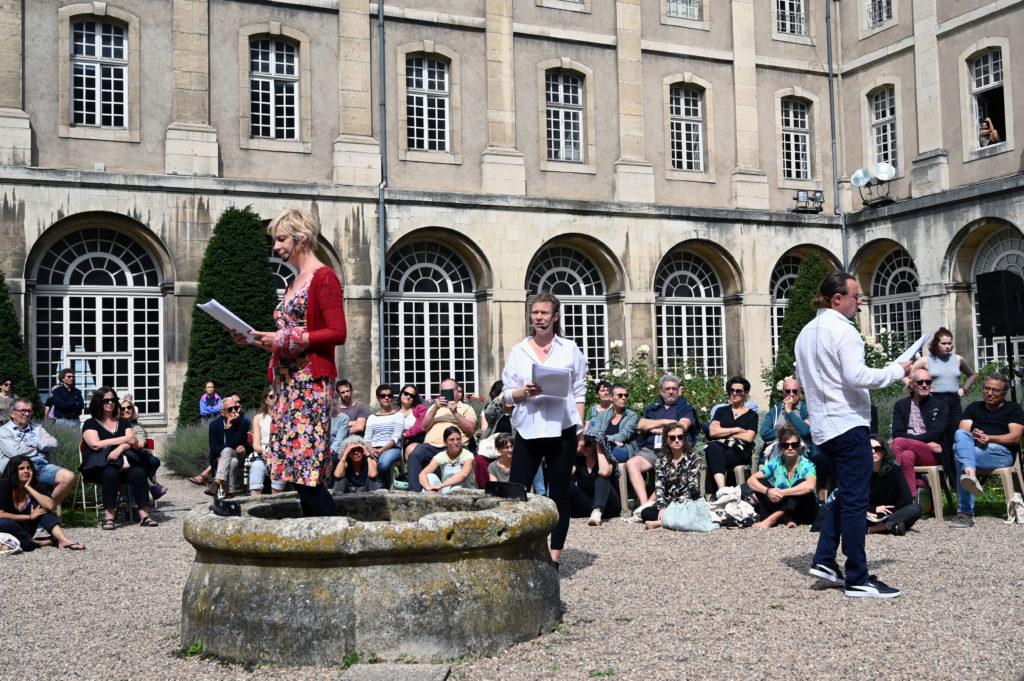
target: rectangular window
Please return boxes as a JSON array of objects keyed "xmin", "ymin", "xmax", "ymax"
[
  {"xmin": 406, "ymin": 56, "xmax": 450, "ymax": 152},
  {"xmin": 781, "ymin": 98, "xmax": 810, "ymax": 180},
  {"xmin": 666, "ymin": 0, "xmax": 701, "ymax": 20},
  {"xmin": 249, "ymin": 38, "xmax": 298, "ymax": 140},
  {"xmin": 867, "ymin": 0, "xmax": 893, "ymax": 27},
  {"xmin": 972, "ymin": 49, "xmax": 1006, "ymax": 148},
  {"xmin": 70, "ymin": 20, "xmax": 126, "ymax": 128},
  {"xmin": 776, "ymin": 0, "xmax": 806, "ymax": 35},
  {"xmin": 669, "ymin": 85, "xmax": 704, "ymax": 172},
  {"xmin": 546, "ymin": 71, "xmax": 583, "ymax": 162},
  {"xmin": 871, "ymin": 87, "xmax": 898, "ymax": 170}
]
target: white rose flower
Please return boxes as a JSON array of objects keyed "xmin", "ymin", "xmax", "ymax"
[
  {"xmin": 637, "ymin": 344, "xmax": 650, "ymax": 354},
  {"xmin": 611, "ymin": 368, "xmax": 625, "ymax": 377},
  {"xmin": 776, "ymin": 380, "xmax": 784, "ymax": 390},
  {"xmin": 879, "ymin": 326, "xmax": 888, "ymax": 334},
  {"xmin": 684, "ymin": 373, "xmax": 693, "ymax": 380},
  {"xmin": 610, "ymin": 339, "xmax": 624, "ymax": 350}
]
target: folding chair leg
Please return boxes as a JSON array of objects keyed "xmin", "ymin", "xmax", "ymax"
[
  {"xmin": 618, "ymin": 471, "xmax": 630, "ymax": 515},
  {"xmin": 926, "ymin": 469, "xmax": 943, "ymax": 522}
]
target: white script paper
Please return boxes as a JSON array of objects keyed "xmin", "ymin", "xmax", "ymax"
[
  {"xmin": 198, "ymin": 299, "xmax": 255, "ymax": 340},
  {"xmin": 532, "ymin": 364, "xmax": 571, "ymax": 397},
  {"xmin": 894, "ymin": 333, "xmax": 929, "ymax": 364}
]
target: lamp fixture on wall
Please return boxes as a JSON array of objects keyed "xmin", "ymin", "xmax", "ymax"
[
  {"xmin": 851, "ymin": 162, "xmax": 897, "ymax": 207},
  {"xmin": 791, "ymin": 189, "xmax": 825, "ymax": 213}
]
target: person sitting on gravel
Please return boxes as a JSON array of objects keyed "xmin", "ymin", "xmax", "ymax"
[
  {"xmin": 866, "ymin": 437, "xmax": 922, "ymax": 536},
  {"xmin": 205, "ymin": 394, "xmax": 251, "ymax": 499},
  {"xmin": 418, "ymin": 426, "xmax": 475, "ymax": 494},
  {"xmin": 0, "ymin": 398, "xmax": 76, "ymax": 507},
  {"xmin": 638, "ymin": 424, "xmax": 702, "ymax": 530},
  {"xmin": 568, "ymin": 432, "xmax": 621, "ymax": 527},
  {"xmin": 745, "ymin": 424, "xmax": 818, "ymax": 528},
  {"xmin": 487, "ymin": 433, "xmax": 514, "ymax": 483},
  {"xmin": 0, "ymin": 455, "xmax": 84, "ymax": 551},
  {"xmin": 332, "ymin": 437, "xmax": 381, "ymax": 493}
]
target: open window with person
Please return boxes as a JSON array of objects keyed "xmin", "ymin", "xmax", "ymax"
[{"xmin": 971, "ymin": 49, "xmax": 1005, "ymax": 148}]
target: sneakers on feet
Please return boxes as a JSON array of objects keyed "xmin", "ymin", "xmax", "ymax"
[
  {"xmin": 808, "ymin": 561, "xmax": 845, "ymax": 586},
  {"xmin": 588, "ymin": 509, "xmax": 602, "ymax": 526},
  {"xmin": 632, "ymin": 500, "xmax": 655, "ymax": 518},
  {"xmin": 948, "ymin": 513, "xmax": 975, "ymax": 528},
  {"xmin": 959, "ymin": 473, "xmax": 983, "ymax": 497},
  {"xmin": 844, "ymin": 575, "xmax": 901, "ymax": 599}
]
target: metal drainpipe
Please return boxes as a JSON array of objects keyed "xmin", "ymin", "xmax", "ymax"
[
  {"xmin": 825, "ymin": 0, "xmax": 848, "ymax": 269},
  {"xmin": 376, "ymin": 2, "xmax": 388, "ymax": 384}
]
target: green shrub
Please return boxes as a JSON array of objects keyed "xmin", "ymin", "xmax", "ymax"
[
  {"xmin": 164, "ymin": 419, "xmax": 213, "ymax": 476},
  {"xmin": 0, "ymin": 272, "xmax": 41, "ymax": 415}
]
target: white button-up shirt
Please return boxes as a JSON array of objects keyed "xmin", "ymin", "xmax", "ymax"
[
  {"xmin": 795, "ymin": 308, "xmax": 904, "ymax": 445},
  {"xmin": 501, "ymin": 335, "xmax": 588, "ymax": 439}
]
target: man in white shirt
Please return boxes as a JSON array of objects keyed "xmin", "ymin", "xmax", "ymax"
[{"xmin": 795, "ymin": 271, "xmax": 909, "ymax": 599}]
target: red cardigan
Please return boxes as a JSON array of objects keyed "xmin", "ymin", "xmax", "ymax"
[{"xmin": 268, "ymin": 266, "xmax": 347, "ymax": 382}]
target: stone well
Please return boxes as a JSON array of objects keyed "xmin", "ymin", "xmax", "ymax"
[{"xmin": 180, "ymin": 490, "xmax": 561, "ymax": 665}]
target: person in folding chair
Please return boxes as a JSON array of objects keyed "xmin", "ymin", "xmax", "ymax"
[{"xmin": 0, "ymin": 398, "xmax": 75, "ymax": 508}]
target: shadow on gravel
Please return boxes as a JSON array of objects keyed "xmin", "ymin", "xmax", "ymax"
[
  {"xmin": 559, "ymin": 548, "xmax": 597, "ymax": 579},
  {"xmin": 780, "ymin": 553, "xmax": 896, "ymax": 590}
]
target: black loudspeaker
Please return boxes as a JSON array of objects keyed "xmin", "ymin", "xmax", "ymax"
[{"xmin": 975, "ymin": 270, "xmax": 1024, "ymax": 340}]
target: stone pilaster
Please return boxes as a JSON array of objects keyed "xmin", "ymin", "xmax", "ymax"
[
  {"xmin": 909, "ymin": 0, "xmax": 948, "ymax": 197},
  {"xmin": 729, "ymin": 0, "xmax": 769, "ymax": 209},
  {"xmin": 612, "ymin": 0, "xmax": 654, "ymax": 203},
  {"xmin": 0, "ymin": 0, "xmax": 31, "ymax": 166},
  {"xmin": 481, "ymin": 0, "xmax": 525, "ymax": 195},
  {"xmin": 334, "ymin": 0, "xmax": 381, "ymax": 187},
  {"xmin": 166, "ymin": 0, "xmax": 219, "ymax": 176},
  {"xmin": 739, "ymin": 292, "xmax": 773, "ymax": 404}
]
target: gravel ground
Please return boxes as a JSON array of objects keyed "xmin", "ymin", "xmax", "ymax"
[{"xmin": 3, "ymin": 476, "xmax": 1022, "ymax": 681}]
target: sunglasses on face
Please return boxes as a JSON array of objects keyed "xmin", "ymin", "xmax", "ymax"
[
  {"xmin": 783, "ymin": 389, "xmax": 800, "ymax": 395},
  {"xmin": 613, "ymin": 393, "xmax": 628, "ymax": 398},
  {"xmin": 872, "ymin": 445, "xmax": 885, "ymax": 453},
  {"xmin": 667, "ymin": 434, "xmax": 685, "ymax": 442},
  {"xmin": 12, "ymin": 408, "xmax": 32, "ymax": 414},
  {"xmin": 1, "ymin": 383, "xmax": 11, "ymax": 387},
  {"xmin": 914, "ymin": 380, "xmax": 932, "ymax": 386},
  {"xmin": 120, "ymin": 407, "xmax": 133, "ymax": 413},
  {"xmin": 102, "ymin": 398, "xmax": 117, "ymax": 404},
  {"xmin": 780, "ymin": 441, "xmax": 801, "ymax": 450},
  {"xmin": 226, "ymin": 406, "xmax": 242, "ymax": 413},
  {"xmin": 728, "ymin": 389, "xmax": 746, "ymax": 395},
  {"xmin": 402, "ymin": 391, "xmax": 417, "ymax": 398},
  {"xmin": 378, "ymin": 394, "xmax": 393, "ymax": 399}
]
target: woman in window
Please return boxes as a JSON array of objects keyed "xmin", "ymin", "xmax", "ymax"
[
  {"xmin": 81, "ymin": 387, "xmax": 156, "ymax": 529},
  {"xmin": 979, "ymin": 117, "xmax": 1001, "ymax": 146},
  {"xmin": 119, "ymin": 398, "xmax": 166, "ymax": 501},
  {"xmin": 639, "ymin": 424, "xmax": 702, "ymax": 530},
  {"xmin": 745, "ymin": 424, "xmax": 818, "ymax": 528},
  {"xmin": 704, "ymin": 377, "xmax": 758, "ymax": 496},
  {"xmin": 419, "ymin": 426, "xmax": 475, "ymax": 494},
  {"xmin": 587, "ymin": 384, "xmax": 639, "ymax": 463},
  {"xmin": 0, "ymin": 455, "xmax": 84, "ymax": 551},
  {"xmin": 568, "ymin": 432, "xmax": 620, "ymax": 527}
]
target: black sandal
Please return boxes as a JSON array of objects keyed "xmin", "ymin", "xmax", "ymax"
[
  {"xmin": 101, "ymin": 519, "xmax": 116, "ymax": 530},
  {"xmin": 139, "ymin": 516, "xmax": 158, "ymax": 527}
]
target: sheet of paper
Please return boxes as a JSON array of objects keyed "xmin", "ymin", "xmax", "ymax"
[
  {"xmin": 894, "ymin": 333, "xmax": 929, "ymax": 364},
  {"xmin": 198, "ymin": 299, "xmax": 255, "ymax": 339},
  {"xmin": 532, "ymin": 364, "xmax": 571, "ymax": 397}
]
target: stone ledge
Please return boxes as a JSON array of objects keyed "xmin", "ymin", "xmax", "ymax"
[{"xmin": 338, "ymin": 664, "xmax": 450, "ymax": 681}]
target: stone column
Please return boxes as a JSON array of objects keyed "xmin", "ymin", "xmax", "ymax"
[
  {"xmin": 334, "ymin": 0, "xmax": 381, "ymax": 187},
  {"xmin": 909, "ymin": 0, "xmax": 948, "ymax": 197},
  {"xmin": 729, "ymin": 0, "xmax": 769, "ymax": 209},
  {"xmin": 0, "ymin": 0, "xmax": 31, "ymax": 166},
  {"xmin": 612, "ymin": 0, "xmax": 654, "ymax": 203},
  {"xmin": 480, "ymin": 0, "xmax": 525, "ymax": 195},
  {"xmin": 917, "ymin": 282, "xmax": 948, "ymax": 341},
  {"xmin": 739, "ymin": 292, "xmax": 773, "ymax": 404},
  {"xmin": 166, "ymin": 0, "xmax": 220, "ymax": 176}
]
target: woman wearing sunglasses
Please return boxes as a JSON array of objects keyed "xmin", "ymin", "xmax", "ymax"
[
  {"xmin": 639, "ymin": 424, "xmax": 702, "ymax": 530},
  {"xmin": 81, "ymin": 387, "xmax": 156, "ymax": 529},
  {"xmin": 865, "ymin": 438, "xmax": 922, "ymax": 535},
  {"xmin": 398, "ymin": 384, "xmax": 427, "ymax": 461},
  {"xmin": 119, "ymin": 399, "xmax": 166, "ymax": 501},
  {"xmin": 746, "ymin": 424, "xmax": 818, "ymax": 528},
  {"xmin": 704, "ymin": 377, "xmax": 758, "ymax": 496}
]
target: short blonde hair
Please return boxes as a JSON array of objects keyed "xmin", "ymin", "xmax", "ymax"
[{"xmin": 267, "ymin": 208, "xmax": 319, "ymax": 246}]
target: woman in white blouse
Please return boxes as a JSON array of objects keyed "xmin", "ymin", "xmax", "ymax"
[{"xmin": 501, "ymin": 292, "xmax": 588, "ymax": 569}]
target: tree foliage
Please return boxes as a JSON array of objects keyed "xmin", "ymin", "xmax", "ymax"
[
  {"xmin": 0, "ymin": 272, "xmax": 41, "ymax": 414},
  {"xmin": 177, "ymin": 206, "xmax": 279, "ymax": 426}
]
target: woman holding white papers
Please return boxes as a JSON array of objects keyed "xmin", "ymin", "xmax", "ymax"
[{"xmin": 501, "ymin": 292, "xmax": 588, "ymax": 570}]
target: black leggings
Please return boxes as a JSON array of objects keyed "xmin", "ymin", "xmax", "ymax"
[
  {"xmin": 0, "ymin": 513, "xmax": 60, "ymax": 551},
  {"xmin": 754, "ymin": 489, "xmax": 819, "ymax": 525},
  {"xmin": 869, "ymin": 503, "xmax": 923, "ymax": 533},
  {"xmin": 510, "ymin": 428, "xmax": 576, "ymax": 551},
  {"xmin": 295, "ymin": 482, "xmax": 336, "ymax": 517},
  {"xmin": 100, "ymin": 462, "xmax": 150, "ymax": 511},
  {"xmin": 568, "ymin": 474, "xmax": 621, "ymax": 518},
  {"xmin": 704, "ymin": 441, "xmax": 749, "ymax": 495}
]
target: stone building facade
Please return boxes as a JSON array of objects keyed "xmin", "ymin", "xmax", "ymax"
[{"xmin": 0, "ymin": 0, "xmax": 1021, "ymax": 436}]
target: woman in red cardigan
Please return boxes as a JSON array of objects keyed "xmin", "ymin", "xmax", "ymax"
[{"xmin": 246, "ymin": 208, "xmax": 347, "ymax": 517}]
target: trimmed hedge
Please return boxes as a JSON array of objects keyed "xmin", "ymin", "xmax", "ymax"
[{"xmin": 0, "ymin": 272, "xmax": 41, "ymax": 415}]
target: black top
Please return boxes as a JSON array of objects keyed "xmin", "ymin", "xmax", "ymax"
[
  {"xmin": 344, "ymin": 461, "xmax": 369, "ymax": 487},
  {"xmin": 82, "ymin": 417, "xmax": 131, "ymax": 440},
  {"xmin": 963, "ymin": 400, "xmax": 1024, "ymax": 455},
  {"xmin": 51, "ymin": 385, "xmax": 84, "ymax": 419},
  {"xmin": 711, "ymin": 408, "xmax": 758, "ymax": 453},
  {"xmin": 571, "ymin": 455, "xmax": 599, "ymax": 498},
  {"xmin": 604, "ymin": 420, "xmax": 621, "ymax": 438},
  {"xmin": 207, "ymin": 415, "xmax": 253, "ymax": 457},
  {"xmin": 490, "ymin": 413, "xmax": 513, "ymax": 435},
  {"xmin": 891, "ymin": 395, "xmax": 950, "ymax": 443},
  {"xmin": 869, "ymin": 464, "xmax": 913, "ymax": 510}
]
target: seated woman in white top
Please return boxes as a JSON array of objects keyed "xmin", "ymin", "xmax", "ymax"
[
  {"xmin": 419, "ymin": 426, "xmax": 475, "ymax": 494},
  {"xmin": 246, "ymin": 386, "xmax": 278, "ymax": 496},
  {"xmin": 363, "ymin": 385, "xmax": 406, "ymax": 484}
]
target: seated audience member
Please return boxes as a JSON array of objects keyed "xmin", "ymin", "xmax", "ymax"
[
  {"xmin": 866, "ymin": 437, "xmax": 922, "ymax": 535},
  {"xmin": 0, "ymin": 376, "xmax": 16, "ymax": 426},
  {"xmin": 419, "ymin": 426, "xmax": 475, "ymax": 494},
  {"xmin": 363, "ymin": 385, "xmax": 405, "ymax": 484},
  {"xmin": 0, "ymin": 455, "xmax": 83, "ymax": 551},
  {"xmin": 398, "ymin": 383, "xmax": 426, "ymax": 458},
  {"xmin": 704, "ymin": 377, "xmax": 758, "ymax": 496},
  {"xmin": 586, "ymin": 381, "xmax": 613, "ymax": 421},
  {"xmin": 950, "ymin": 373, "xmax": 1024, "ymax": 528},
  {"xmin": 626, "ymin": 374, "xmax": 698, "ymax": 509},
  {"xmin": 890, "ymin": 368, "xmax": 949, "ymax": 494},
  {"xmin": 119, "ymin": 398, "xmax": 166, "ymax": 501},
  {"xmin": 205, "ymin": 394, "xmax": 251, "ymax": 499},
  {"xmin": 51, "ymin": 368, "xmax": 85, "ymax": 425},
  {"xmin": 199, "ymin": 381, "xmax": 221, "ymax": 422},
  {"xmin": 588, "ymin": 384, "xmax": 639, "ymax": 463},
  {"xmin": 332, "ymin": 437, "xmax": 381, "ymax": 493},
  {"xmin": 480, "ymin": 381, "xmax": 514, "ymax": 439},
  {"xmin": 488, "ymin": 433, "xmax": 514, "ymax": 483},
  {"xmin": 640, "ymin": 424, "xmax": 702, "ymax": 530},
  {"xmin": 569, "ymin": 432, "xmax": 621, "ymax": 526},
  {"xmin": 81, "ymin": 387, "xmax": 157, "ymax": 529},
  {"xmin": 336, "ymin": 379, "xmax": 369, "ymax": 436},
  {"xmin": 0, "ymin": 398, "xmax": 75, "ymax": 507},
  {"xmin": 758, "ymin": 377, "xmax": 811, "ymax": 463},
  {"xmin": 328, "ymin": 401, "xmax": 351, "ymax": 460},
  {"xmin": 746, "ymin": 425, "xmax": 818, "ymax": 528},
  {"xmin": 246, "ymin": 386, "xmax": 279, "ymax": 496},
  {"xmin": 407, "ymin": 379, "xmax": 478, "ymax": 492}
]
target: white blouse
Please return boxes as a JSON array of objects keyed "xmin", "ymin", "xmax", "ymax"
[{"xmin": 501, "ymin": 335, "xmax": 588, "ymax": 439}]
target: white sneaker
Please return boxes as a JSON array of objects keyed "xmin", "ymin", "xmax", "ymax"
[
  {"xmin": 632, "ymin": 500, "xmax": 655, "ymax": 518},
  {"xmin": 588, "ymin": 509, "xmax": 602, "ymax": 526},
  {"xmin": 844, "ymin": 576, "xmax": 901, "ymax": 599},
  {"xmin": 959, "ymin": 474, "xmax": 983, "ymax": 497}
]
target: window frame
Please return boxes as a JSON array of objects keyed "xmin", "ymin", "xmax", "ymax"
[
  {"xmin": 397, "ymin": 41, "xmax": 462, "ymax": 165},
  {"xmin": 653, "ymin": 250, "xmax": 727, "ymax": 378},
  {"xmin": 858, "ymin": 0, "xmax": 897, "ymax": 38},
  {"xmin": 773, "ymin": 0, "xmax": 812, "ymax": 45},
  {"xmin": 958, "ymin": 39, "xmax": 1015, "ymax": 162},
  {"xmin": 536, "ymin": 0, "xmax": 591, "ymax": 13},
  {"xmin": 775, "ymin": 87, "xmax": 822, "ymax": 190},
  {"xmin": 662, "ymin": 74, "xmax": 716, "ymax": 184},
  {"xmin": 869, "ymin": 248, "xmax": 921, "ymax": 346},
  {"xmin": 857, "ymin": 80, "xmax": 905, "ymax": 178},
  {"xmin": 538, "ymin": 58, "xmax": 597, "ymax": 175},
  {"xmin": 661, "ymin": 0, "xmax": 709, "ymax": 30}
]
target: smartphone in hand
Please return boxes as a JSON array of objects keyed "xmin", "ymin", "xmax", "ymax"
[{"xmin": 440, "ymin": 388, "xmax": 456, "ymax": 402}]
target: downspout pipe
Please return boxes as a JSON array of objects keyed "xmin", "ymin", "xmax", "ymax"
[
  {"xmin": 825, "ymin": 0, "xmax": 848, "ymax": 269},
  {"xmin": 376, "ymin": 3, "xmax": 388, "ymax": 383}
]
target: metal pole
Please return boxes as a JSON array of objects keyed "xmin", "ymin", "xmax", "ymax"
[
  {"xmin": 824, "ymin": 0, "xmax": 848, "ymax": 268},
  {"xmin": 376, "ymin": 3, "xmax": 388, "ymax": 385}
]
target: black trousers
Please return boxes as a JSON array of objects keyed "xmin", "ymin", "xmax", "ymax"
[
  {"xmin": 295, "ymin": 483, "xmax": 336, "ymax": 517},
  {"xmin": 0, "ymin": 513, "xmax": 60, "ymax": 551},
  {"xmin": 568, "ymin": 474, "xmax": 621, "ymax": 518},
  {"xmin": 753, "ymin": 489, "xmax": 819, "ymax": 525},
  {"xmin": 704, "ymin": 441, "xmax": 749, "ymax": 495},
  {"xmin": 510, "ymin": 428, "xmax": 577, "ymax": 551},
  {"xmin": 100, "ymin": 461, "xmax": 150, "ymax": 511},
  {"xmin": 932, "ymin": 392, "xmax": 962, "ymax": 489},
  {"xmin": 869, "ymin": 503, "xmax": 923, "ymax": 533}
]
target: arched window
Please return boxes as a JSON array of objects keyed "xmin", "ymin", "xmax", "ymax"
[
  {"xmin": 654, "ymin": 251, "xmax": 725, "ymax": 376},
  {"xmin": 383, "ymin": 242, "xmax": 476, "ymax": 396},
  {"xmin": 32, "ymin": 227, "xmax": 163, "ymax": 415},
  {"xmin": 973, "ymin": 228, "xmax": 1024, "ymax": 367},
  {"xmin": 525, "ymin": 246, "xmax": 607, "ymax": 376},
  {"xmin": 268, "ymin": 256, "xmax": 296, "ymax": 297},
  {"xmin": 770, "ymin": 255, "xmax": 802, "ymax": 356},
  {"xmin": 870, "ymin": 247, "xmax": 920, "ymax": 344}
]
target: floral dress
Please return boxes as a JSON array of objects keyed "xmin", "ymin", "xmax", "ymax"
[{"xmin": 267, "ymin": 273, "xmax": 332, "ymax": 487}]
